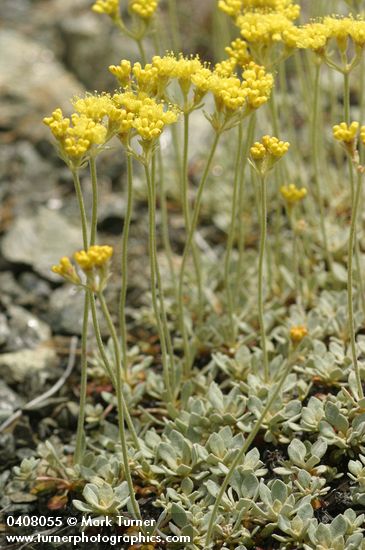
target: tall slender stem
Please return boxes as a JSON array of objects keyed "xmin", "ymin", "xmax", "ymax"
[
  {"xmin": 89, "ymin": 291, "xmax": 140, "ymax": 451},
  {"xmin": 89, "ymin": 156, "xmax": 98, "ymax": 246},
  {"xmin": 312, "ymin": 63, "xmax": 333, "ymax": 273},
  {"xmin": 205, "ymin": 354, "xmax": 295, "ymax": 547},
  {"xmin": 178, "ymin": 132, "xmax": 221, "ymax": 377},
  {"xmin": 224, "ymin": 123, "xmax": 243, "ymax": 340},
  {"xmin": 258, "ymin": 174, "xmax": 269, "ymax": 382},
  {"xmin": 98, "ymin": 292, "xmax": 142, "ymax": 521},
  {"xmin": 181, "ymin": 112, "xmax": 204, "ymax": 317},
  {"xmin": 236, "ymin": 115, "xmax": 256, "ymax": 297},
  {"xmin": 167, "ymin": 0, "xmax": 180, "ymax": 52},
  {"xmin": 72, "ymin": 169, "xmax": 89, "ymax": 465},
  {"xmin": 347, "ymin": 171, "xmax": 364, "ymax": 399},
  {"xmin": 144, "ymin": 161, "xmax": 174, "ymax": 403},
  {"xmin": 119, "ymin": 154, "xmax": 134, "ymax": 381}
]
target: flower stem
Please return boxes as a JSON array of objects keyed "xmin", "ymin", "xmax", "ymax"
[
  {"xmin": 347, "ymin": 170, "xmax": 364, "ymax": 400},
  {"xmin": 89, "ymin": 155, "xmax": 98, "ymax": 246},
  {"xmin": 224, "ymin": 122, "xmax": 243, "ymax": 340},
  {"xmin": 312, "ymin": 62, "xmax": 333, "ymax": 273},
  {"xmin": 144, "ymin": 160, "xmax": 174, "ymax": 403},
  {"xmin": 205, "ymin": 353, "xmax": 295, "ymax": 547},
  {"xmin": 181, "ymin": 112, "xmax": 204, "ymax": 319},
  {"xmin": 98, "ymin": 292, "xmax": 142, "ymax": 521},
  {"xmin": 258, "ymin": 173, "xmax": 269, "ymax": 382},
  {"xmin": 89, "ymin": 291, "xmax": 140, "ymax": 451},
  {"xmin": 72, "ymin": 169, "xmax": 89, "ymax": 465},
  {"xmin": 178, "ymin": 132, "xmax": 221, "ymax": 377},
  {"xmin": 119, "ymin": 154, "xmax": 134, "ymax": 382}
]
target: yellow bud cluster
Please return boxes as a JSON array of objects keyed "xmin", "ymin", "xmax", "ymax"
[
  {"xmin": 109, "ymin": 60, "xmax": 132, "ymax": 87},
  {"xmin": 43, "ymin": 109, "xmax": 107, "ymax": 160},
  {"xmin": 129, "ymin": 0, "xmax": 158, "ymax": 19},
  {"xmin": 218, "ymin": 0, "xmax": 299, "ymax": 21},
  {"xmin": 225, "ymin": 39, "xmax": 252, "ymax": 68},
  {"xmin": 250, "ymin": 135, "xmax": 290, "ymax": 166},
  {"xmin": 280, "ymin": 183, "xmax": 307, "ymax": 205},
  {"xmin": 237, "ymin": 12, "xmax": 296, "ymax": 45},
  {"xmin": 290, "ymin": 325, "xmax": 308, "ymax": 344},
  {"xmin": 74, "ymin": 245, "xmax": 114, "ymax": 272},
  {"xmin": 132, "ymin": 62, "xmax": 159, "ymax": 95},
  {"xmin": 132, "ymin": 101, "xmax": 178, "ymax": 141},
  {"xmin": 52, "ymin": 257, "xmax": 81, "ymax": 284},
  {"xmin": 292, "ymin": 17, "xmax": 365, "ymax": 53},
  {"xmin": 333, "ymin": 121, "xmax": 359, "ymax": 143},
  {"xmin": 241, "ymin": 62, "xmax": 274, "ymax": 109},
  {"xmin": 92, "ymin": 0, "xmax": 119, "ymax": 18}
]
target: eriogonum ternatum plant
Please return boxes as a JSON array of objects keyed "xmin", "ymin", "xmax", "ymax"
[{"xmin": 33, "ymin": 0, "xmax": 365, "ymax": 547}]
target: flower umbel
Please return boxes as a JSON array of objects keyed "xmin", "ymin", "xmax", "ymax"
[
  {"xmin": 52, "ymin": 257, "xmax": 81, "ymax": 285},
  {"xmin": 333, "ymin": 121, "xmax": 359, "ymax": 143},
  {"xmin": 290, "ymin": 325, "xmax": 308, "ymax": 345},
  {"xmin": 250, "ymin": 135, "xmax": 290, "ymax": 175},
  {"xmin": 280, "ymin": 183, "xmax": 307, "ymax": 205},
  {"xmin": 92, "ymin": 0, "xmax": 119, "ymax": 19}
]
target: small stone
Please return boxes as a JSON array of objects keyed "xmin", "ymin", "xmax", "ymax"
[
  {"xmin": 0, "ymin": 381, "xmax": 23, "ymax": 423},
  {"xmin": 0, "ymin": 347, "xmax": 58, "ymax": 384},
  {"xmin": 6, "ymin": 305, "xmax": 52, "ymax": 352},
  {"xmin": 1, "ymin": 207, "xmax": 82, "ymax": 281},
  {"xmin": 0, "ymin": 314, "xmax": 10, "ymax": 347}
]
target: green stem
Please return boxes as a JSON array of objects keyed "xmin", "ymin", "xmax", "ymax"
[
  {"xmin": 167, "ymin": 0, "xmax": 180, "ymax": 52},
  {"xmin": 98, "ymin": 292, "xmax": 142, "ymax": 520},
  {"xmin": 89, "ymin": 156, "xmax": 98, "ymax": 246},
  {"xmin": 258, "ymin": 174, "xmax": 269, "ymax": 382},
  {"xmin": 119, "ymin": 154, "xmax": 134, "ymax": 381},
  {"xmin": 144, "ymin": 160, "xmax": 174, "ymax": 403},
  {"xmin": 205, "ymin": 354, "xmax": 295, "ymax": 547},
  {"xmin": 156, "ymin": 148, "xmax": 177, "ymax": 289},
  {"xmin": 136, "ymin": 38, "xmax": 147, "ymax": 65},
  {"xmin": 236, "ymin": 115, "xmax": 256, "ymax": 298},
  {"xmin": 224, "ymin": 123, "xmax": 243, "ymax": 340},
  {"xmin": 289, "ymin": 207, "xmax": 301, "ymax": 305},
  {"xmin": 89, "ymin": 291, "xmax": 140, "ymax": 451},
  {"xmin": 178, "ymin": 132, "xmax": 221, "ymax": 377},
  {"xmin": 347, "ymin": 170, "xmax": 364, "ymax": 399},
  {"xmin": 312, "ymin": 63, "xmax": 333, "ymax": 273},
  {"xmin": 71, "ymin": 170, "xmax": 89, "ymax": 465},
  {"xmin": 182, "ymin": 112, "xmax": 204, "ymax": 319}
]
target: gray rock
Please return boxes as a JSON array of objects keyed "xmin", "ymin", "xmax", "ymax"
[
  {"xmin": 0, "ymin": 314, "xmax": 11, "ymax": 347},
  {"xmin": 6, "ymin": 305, "xmax": 51, "ymax": 352},
  {"xmin": 0, "ymin": 381, "xmax": 23, "ymax": 423},
  {"xmin": 48, "ymin": 286, "xmax": 85, "ymax": 335},
  {"xmin": 0, "ymin": 347, "xmax": 58, "ymax": 384},
  {"xmin": 1, "ymin": 207, "xmax": 82, "ymax": 281},
  {"xmin": 48, "ymin": 285, "xmax": 109, "ymax": 337},
  {"xmin": 0, "ymin": 29, "xmax": 83, "ymax": 141}
]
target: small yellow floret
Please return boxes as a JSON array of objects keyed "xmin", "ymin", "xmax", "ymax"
[
  {"xmin": 129, "ymin": 0, "xmax": 158, "ymax": 19},
  {"xmin": 280, "ymin": 183, "xmax": 307, "ymax": 205},
  {"xmin": 250, "ymin": 142, "xmax": 266, "ymax": 159},
  {"xmin": 92, "ymin": 0, "xmax": 119, "ymax": 18},
  {"xmin": 52, "ymin": 257, "xmax": 80, "ymax": 284},
  {"xmin": 262, "ymin": 135, "xmax": 290, "ymax": 157},
  {"xmin": 132, "ymin": 100, "xmax": 179, "ymax": 141},
  {"xmin": 333, "ymin": 121, "xmax": 359, "ymax": 143},
  {"xmin": 290, "ymin": 325, "xmax": 308, "ymax": 344},
  {"xmin": 109, "ymin": 60, "xmax": 132, "ymax": 87},
  {"xmin": 74, "ymin": 245, "xmax": 114, "ymax": 272}
]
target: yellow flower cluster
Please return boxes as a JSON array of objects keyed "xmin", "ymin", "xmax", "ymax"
[
  {"xmin": 280, "ymin": 183, "xmax": 307, "ymax": 205},
  {"xmin": 52, "ymin": 257, "xmax": 81, "ymax": 285},
  {"xmin": 251, "ymin": 135, "xmax": 290, "ymax": 159},
  {"xmin": 291, "ymin": 17, "xmax": 365, "ymax": 53},
  {"xmin": 290, "ymin": 325, "xmax": 308, "ymax": 344},
  {"xmin": 237, "ymin": 12, "xmax": 296, "ymax": 46},
  {"xmin": 92, "ymin": 0, "xmax": 119, "ymax": 18},
  {"xmin": 74, "ymin": 245, "xmax": 114, "ymax": 272},
  {"xmin": 218, "ymin": 0, "xmax": 299, "ymax": 20},
  {"xmin": 132, "ymin": 101, "xmax": 178, "ymax": 141},
  {"xmin": 43, "ymin": 109, "xmax": 107, "ymax": 160},
  {"xmin": 225, "ymin": 39, "xmax": 252, "ymax": 69},
  {"xmin": 333, "ymin": 122, "xmax": 359, "ymax": 143},
  {"xmin": 109, "ymin": 60, "xmax": 132, "ymax": 87},
  {"xmin": 129, "ymin": 0, "xmax": 158, "ymax": 19}
]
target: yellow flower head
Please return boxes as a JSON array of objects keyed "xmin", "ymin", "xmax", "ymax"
[
  {"xmin": 361, "ymin": 126, "xmax": 365, "ymax": 146},
  {"xmin": 132, "ymin": 62, "xmax": 159, "ymax": 95},
  {"xmin": 290, "ymin": 325, "xmax": 308, "ymax": 344},
  {"xmin": 225, "ymin": 38, "xmax": 252, "ymax": 69},
  {"xmin": 280, "ymin": 183, "xmax": 307, "ymax": 205},
  {"xmin": 250, "ymin": 135, "xmax": 290, "ymax": 173},
  {"xmin": 218, "ymin": 0, "xmax": 300, "ymax": 20},
  {"xmin": 74, "ymin": 245, "xmax": 114, "ymax": 272},
  {"xmin": 52, "ymin": 257, "xmax": 81, "ymax": 285},
  {"xmin": 109, "ymin": 60, "xmax": 132, "ymax": 87},
  {"xmin": 44, "ymin": 109, "xmax": 108, "ymax": 161},
  {"xmin": 129, "ymin": 0, "xmax": 158, "ymax": 19},
  {"xmin": 242, "ymin": 62, "xmax": 274, "ymax": 109},
  {"xmin": 132, "ymin": 99, "xmax": 179, "ymax": 141},
  {"xmin": 237, "ymin": 12, "xmax": 296, "ymax": 46},
  {"xmin": 92, "ymin": 0, "xmax": 119, "ymax": 18},
  {"xmin": 333, "ymin": 121, "xmax": 359, "ymax": 143}
]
